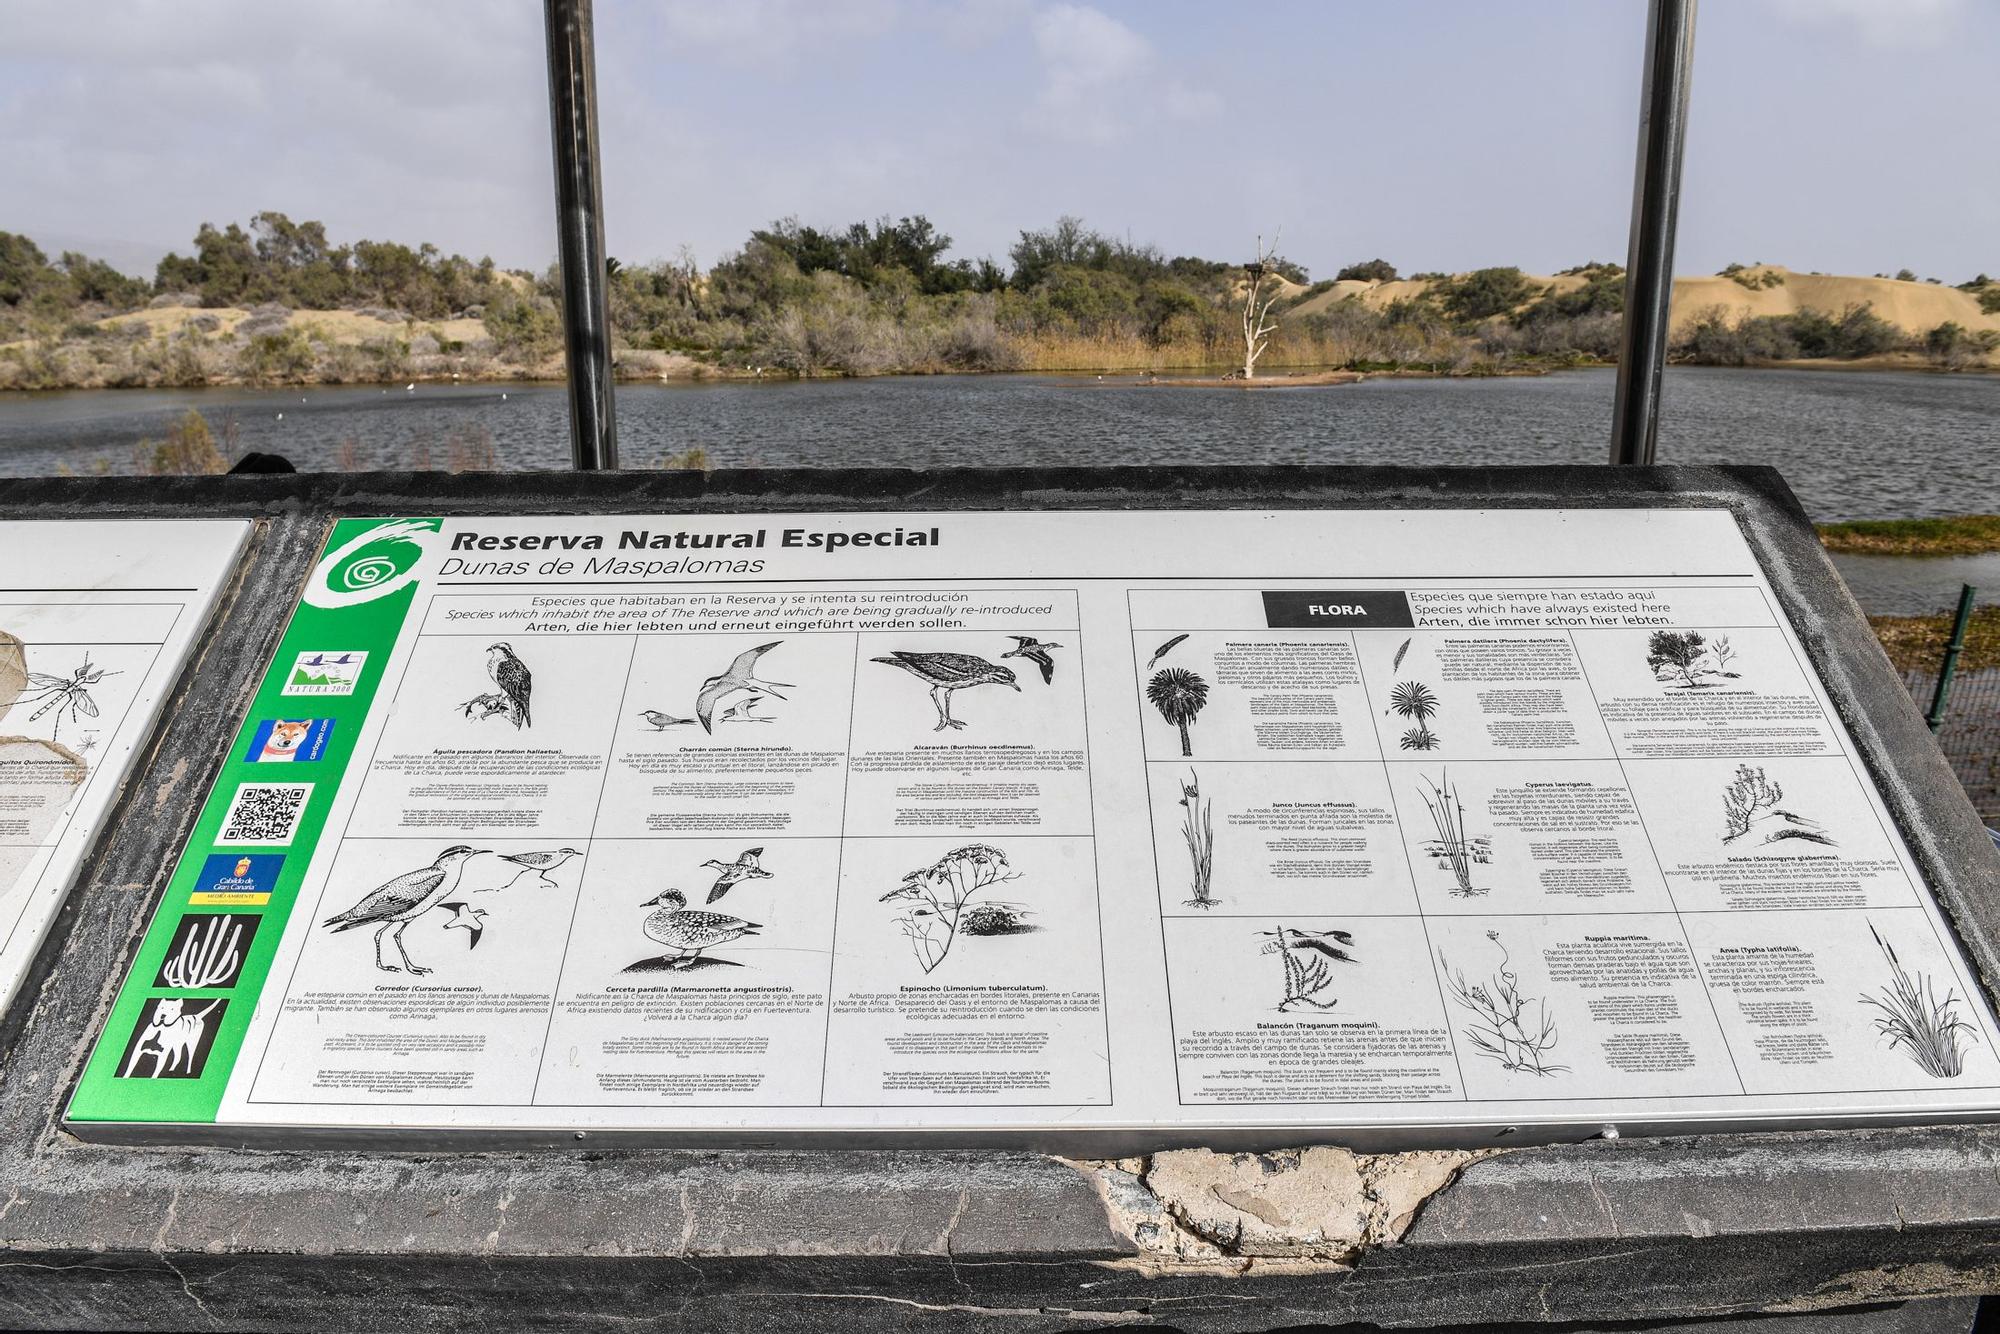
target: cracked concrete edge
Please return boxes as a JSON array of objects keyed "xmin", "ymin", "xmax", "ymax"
[{"xmin": 1064, "ymin": 1146, "xmax": 1501, "ymax": 1275}]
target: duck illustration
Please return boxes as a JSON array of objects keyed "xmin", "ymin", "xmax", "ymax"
[
  {"xmin": 639, "ymin": 890, "xmax": 762, "ymax": 967},
  {"xmin": 321, "ymin": 845, "xmax": 480, "ymax": 975},
  {"xmin": 703, "ymin": 847, "xmax": 772, "ymax": 903},
  {"xmin": 871, "ymin": 651, "xmax": 1019, "ymax": 731},
  {"xmin": 696, "ymin": 642, "xmax": 793, "ymax": 733},
  {"xmin": 1000, "ymin": 635, "xmax": 1064, "ymax": 685}
]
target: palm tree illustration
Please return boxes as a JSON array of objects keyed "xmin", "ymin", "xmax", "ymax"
[
  {"xmin": 1147, "ymin": 666, "xmax": 1210, "ymax": 757},
  {"xmin": 1390, "ymin": 680, "xmax": 1441, "ymax": 751}
]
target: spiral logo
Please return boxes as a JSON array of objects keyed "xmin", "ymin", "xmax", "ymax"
[{"xmin": 304, "ymin": 519, "xmax": 439, "ymax": 609}]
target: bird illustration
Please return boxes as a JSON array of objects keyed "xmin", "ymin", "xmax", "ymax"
[
  {"xmin": 639, "ymin": 890, "xmax": 762, "ymax": 968},
  {"xmin": 438, "ymin": 901, "xmax": 487, "ymax": 948},
  {"xmin": 498, "ymin": 847, "xmax": 580, "ymax": 883},
  {"xmin": 718, "ymin": 694, "xmax": 773, "ymax": 724},
  {"xmin": 637, "ymin": 709, "xmax": 697, "ymax": 730},
  {"xmin": 1146, "ymin": 634, "xmax": 1190, "ymax": 671},
  {"xmin": 321, "ymin": 846, "xmax": 481, "ymax": 975},
  {"xmin": 871, "ymin": 651, "xmax": 1019, "ymax": 731},
  {"xmin": 696, "ymin": 641, "xmax": 793, "ymax": 733},
  {"xmin": 486, "ymin": 642, "xmax": 532, "ymax": 728},
  {"xmin": 703, "ymin": 847, "xmax": 772, "ymax": 904},
  {"xmin": 1000, "ymin": 635, "xmax": 1064, "ymax": 685}
]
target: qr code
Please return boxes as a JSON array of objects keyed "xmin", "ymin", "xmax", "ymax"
[{"xmin": 216, "ymin": 783, "xmax": 313, "ymax": 846}]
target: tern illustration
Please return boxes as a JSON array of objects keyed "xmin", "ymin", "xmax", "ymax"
[
  {"xmin": 703, "ymin": 847, "xmax": 772, "ymax": 903},
  {"xmin": 637, "ymin": 709, "xmax": 698, "ymax": 730},
  {"xmin": 639, "ymin": 890, "xmax": 762, "ymax": 968},
  {"xmin": 1000, "ymin": 636, "xmax": 1064, "ymax": 685},
  {"xmin": 871, "ymin": 651, "xmax": 1019, "ymax": 731},
  {"xmin": 718, "ymin": 694, "xmax": 773, "ymax": 724},
  {"xmin": 321, "ymin": 846, "xmax": 480, "ymax": 975},
  {"xmin": 696, "ymin": 642, "xmax": 793, "ymax": 733}
]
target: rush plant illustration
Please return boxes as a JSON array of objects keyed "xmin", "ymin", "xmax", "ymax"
[
  {"xmin": 1861, "ymin": 921, "xmax": 1976, "ymax": 1078},
  {"xmin": 1440, "ymin": 930, "xmax": 1566, "ymax": 1076},
  {"xmin": 1175, "ymin": 770, "xmax": 1217, "ymax": 908},
  {"xmin": 1260, "ymin": 925, "xmax": 1357, "ymax": 1011},
  {"xmin": 1721, "ymin": 764, "xmax": 1837, "ymax": 846},
  {"xmin": 1418, "ymin": 770, "xmax": 1491, "ymax": 896},
  {"xmin": 879, "ymin": 843, "xmax": 1020, "ymax": 974},
  {"xmin": 1390, "ymin": 680, "xmax": 1441, "ymax": 751},
  {"xmin": 1147, "ymin": 665, "xmax": 1209, "ymax": 757}
]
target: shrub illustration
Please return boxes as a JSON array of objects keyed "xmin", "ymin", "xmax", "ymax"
[
  {"xmin": 1260, "ymin": 925, "xmax": 1357, "ymax": 1011},
  {"xmin": 1440, "ymin": 930, "xmax": 1567, "ymax": 1076},
  {"xmin": 879, "ymin": 844, "xmax": 1021, "ymax": 974},
  {"xmin": 1721, "ymin": 764, "xmax": 1837, "ymax": 846},
  {"xmin": 1861, "ymin": 921, "xmax": 1976, "ymax": 1078},
  {"xmin": 1647, "ymin": 630, "xmax": 1710, "ymax": 688},
  {"xmin": 1147, "ymin": 666, "xmax": 1210, "ymax": 757},
  {"xmin": 1390, "ymin": 680, "xmax": 1441, "ymax": 751}
]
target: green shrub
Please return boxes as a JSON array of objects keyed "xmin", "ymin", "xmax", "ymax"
[
  {"xmin": 1336, "ymin": 258, "xmax": 1398, "ymax": 283},
  {"xmin": 1431, "ymin": 267, "xmax": 1533, "ymax": 322}
]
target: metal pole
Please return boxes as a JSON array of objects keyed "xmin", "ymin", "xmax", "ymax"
[
  {"xmin": 544, "ymin": 0, "xmax": 618, "ymax": 469},
  {"xmin": 1610, "ymin": 0, "xmax": 1698, "ymax": 465},
  {"xmin": 1927, "ymin": 584, "xmax": 1978, "ymax": 732}
]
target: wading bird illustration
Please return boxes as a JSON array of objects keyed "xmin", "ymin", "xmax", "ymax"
[
  {"xmin": 638, "ymin": 890, "xmax": 762, "ymax": 968},
  {"xmin": 438, "ymin": 902, "xmax": 487, "ymax": 948},
  {"xmin": 871, "ymin": 651, "xmax": 1019, "ymax": 731},
  {"xmin": 486, "ymin": 642, "xmax": 533, "ymax": 728},
  {"xmin": 703, "ymin": 847, "xmax": 772, "ymax": 903},
  {"xmin": 18, "ymin": 652, "xmax": 122, "ymax": 741},
  {"xmin": 321, "ymin": 846, "xmax": 480, "ymax": 976},
  {"xmin": 498, "ymin": 847, "xmax": 581, "ymax": 883},
  {"xmin": 1000, "ymin": 636, "xmax": 1064, "ymax": 685},
  {"xmin": 696, "ymin": 642, "xmax": 793, "ymax": 733},
  {"xmin": 637, "ymin": 709, "xmax": 698, "ymax": 730}
]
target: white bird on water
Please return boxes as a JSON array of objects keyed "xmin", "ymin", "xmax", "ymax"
[{"xmin": 405, "ymin": 383, "xmax": 416, "ymax": 392}]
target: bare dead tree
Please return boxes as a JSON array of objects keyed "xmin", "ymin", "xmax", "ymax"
[{"xmin": 1240, "ymin": 230, "xmax": 1284, "ymax": 379}]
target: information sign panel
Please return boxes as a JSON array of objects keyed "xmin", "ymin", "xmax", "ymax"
[
  {"xmin": 1, "ymin": 520, "xmax": 249, "ymax": 1015},
  {"xmin": 66, "ymin": 509, "xmax": 2000, "ymax": 1146}
]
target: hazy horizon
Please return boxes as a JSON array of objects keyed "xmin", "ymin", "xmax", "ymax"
[{"xmin": 6, "ymin": 0, "xmax": 1994, "ymax": 283}]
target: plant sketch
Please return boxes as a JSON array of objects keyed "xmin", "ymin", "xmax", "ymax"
[
  {"xmin": 1861, "ymin": 921, "xmax": 1976, "ymax": 1078},
  {"xmin": 1418, "ymin": 770, "xmax": 1491, "ymax": 896},
  {"xmin": 630, "ymin": 889, "xmax": 762, "ymax": 971},
  {"xmin": 17, "ymin": 651, "xmax": 121, "ymax": 742},
  {"xmin": 1000, "ymin": 635, "xmax": 1064, "ymax": 685},
  {"xmin": 1147, "ymin": 666, "xmax": 1210, "ymax": 757},
  {"xmin": 1259, "ymin": 925, "xmax": 1357, "ymax": 1011},
  {"xmin": 1391, "ymin": 636, "xmax": 1412, "ymax": 674},
  {"xmin": 1720, "ymin": 765, "xmax": 1837, "ymax": 846},
  {"xmin": 1440, "ymin": 930, "xmax": 1567, "ymax": 1076},
  {"xmin": 1176, "ymin": 770, "xmax": 1218, "ymax": 908},
  {"xmin": 879, "ymin": 844, "xmax": 1020, "ymax": 973},
  {"xmin": 1145, "ymin": 633, "xmax": 1190, "ymax": 671},
  {"xmin": 161, "ymin": 916, "xmax": 246, "ymax": 989},
  {"xmin": 461, "ymin": 642, "xmax": 533, "ymax": 728},
  {"xmin": 1390, "ymin": 680, "xmax": 1442, "ymax": 751},
  {"xmin": 1646, "ymin": 630, "xmax": 1744, "ymax": 690},
  {"xmin": 872, "ymin": 650, "xmax": 1019, "ymax": 731}
]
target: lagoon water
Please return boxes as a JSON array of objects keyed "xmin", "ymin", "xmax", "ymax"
[{"xmin": 3, "ymin": 365, "xmax": 1994, "ymax": 610}]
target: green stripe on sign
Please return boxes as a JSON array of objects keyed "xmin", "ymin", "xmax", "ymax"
[{"xmin": 68, "ymin": 517, "xmax": 437, "ymax": 1124}]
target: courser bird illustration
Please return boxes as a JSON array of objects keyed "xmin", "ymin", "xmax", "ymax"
[
  {"xmin": 1000, "ymin": 635, "xmax": 1064, "ymax": 685},
  {"xmin": 438, "ymin": 901, "xmax": 487, "ymax": 948},
  {"xmin": 321, "ymin": 846, "xmax": 480, "ymax": 975},
  {"xmin": 486, "ymin": 642, "xmax": 533, "ymax": 728},
  {"xmin": 703, "ymin": 847, "xmax": 772, "ymax": 903},
  {"xmin": 498, "ymin": 847, "xmax": 580, "ymax": 884},
  {"xmin": 639, "ymin": 890, "xmax": 762, "ymax": 967},
  {"xmin": 871, "ymin": 651, "xmax": 1019, "ymax": 731},
  {"xmin": 696, "ymin": 642, "xmax": 793, "ymax": 733}
]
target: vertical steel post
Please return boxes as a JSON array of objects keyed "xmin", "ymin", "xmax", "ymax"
[
  {"xmin": 1927, "ymin": 584, "xmax": 1978, "ymax": 732},
  {"xmin": 1610, "ymin": 0, "xmax": 1698, "ymax": 465},
  {"xmin": 544, "ymin": 0, "xmax": 618, "ymax": 469}
]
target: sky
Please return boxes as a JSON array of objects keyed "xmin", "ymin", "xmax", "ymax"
[{"xmin": 3, "ymin": 0, "xmax": 1994, "ymax": 282}]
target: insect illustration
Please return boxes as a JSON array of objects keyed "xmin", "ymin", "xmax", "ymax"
[{"xmin": 19, "ymin": 653, "xmax": 121, "ymax": 741}]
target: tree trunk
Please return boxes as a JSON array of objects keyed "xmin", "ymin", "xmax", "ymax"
[{"xmin": 1178, "ymin": 719, "xmax": 1193, "ymax": 756}]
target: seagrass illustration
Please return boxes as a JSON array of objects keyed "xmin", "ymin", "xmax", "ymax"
[
  {"xmin": 1417, "ymin": 769, "xmax": 1491, "ymax": 896},
  {"xmin": 1440, "ymin": 930, "xmax": 1566, "ymax": 1076},
  {"xmin": 1260, "ymin": 925, "xmax": 1357, "ymax": 1011},
  {"xmin": 1861, "ymin": 921, "xmax": 1976, "ymax": 1078},
  {"xmin": 1176, "ymin": 770, "xmax": 1217, "ymax": 908}
]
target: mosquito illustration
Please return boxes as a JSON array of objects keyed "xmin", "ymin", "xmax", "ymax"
[{"xmin": 18, "ymin": 653, "xmax": 121, "ymax": 741}]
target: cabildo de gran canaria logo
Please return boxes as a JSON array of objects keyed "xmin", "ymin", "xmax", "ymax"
[{"xmin": 303, "ymin": 519, "xmax": 441, "ymax": 609}]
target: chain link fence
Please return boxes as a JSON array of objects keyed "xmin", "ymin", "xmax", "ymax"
[{"xmin": 1902, "ymin": 665, "xmax": 2000, "ymax": 822}]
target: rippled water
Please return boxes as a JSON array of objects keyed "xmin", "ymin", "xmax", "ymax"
[{"xmin": 2, "ymin": 367, "xmax": 1994, "ymax": 527}]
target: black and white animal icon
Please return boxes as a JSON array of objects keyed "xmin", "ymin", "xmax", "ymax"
[
  {"xmin": 638, "ymin": 890, "xmax": 762, "ymax": 967},
  {"xmin": 703, "ymin": 847, "xmax": 772, "ymax": 903},
  {"xmin": 1000, "ymin": 636, "xmax": 1064, "ymax": 685},
  {"xmin": 321, "ymin": 845, "xmax": 481, "ymax": 975},
  {"xmin": 871, "ymin": 651, "xmax": 1019, "ymax": 731},
  {"xmin": 121, "ymin": 998, "xmax": 221, "ymax": 1077},
  {"xmin": 696, "ymin": 642, "xmax": 793, "ymax": 733},
  {"xmin": 486, "ymin": 642, "xmax": 533, "ymax": 728}
]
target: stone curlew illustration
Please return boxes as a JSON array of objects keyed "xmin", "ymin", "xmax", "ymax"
[{"xmin": 871, "ymin": 651, "xmax": 1019, "ymax": 731}]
